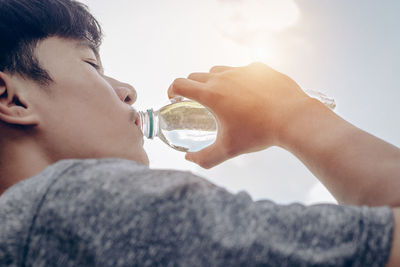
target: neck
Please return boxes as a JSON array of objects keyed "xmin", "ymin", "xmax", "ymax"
[{"xmin": 0, "ymin": 139, "xmax": 51, "ymax": 195}]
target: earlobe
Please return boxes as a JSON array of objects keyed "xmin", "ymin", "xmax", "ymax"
[
  {"xmin": 0, "ymin": 72, "xmax": 40, "ymax": 126},
  {"xmin": 0, "ymin": 77, "xmax": 5, "ymax": 96}
]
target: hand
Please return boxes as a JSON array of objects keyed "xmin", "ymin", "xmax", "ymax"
[{"xmin": 168, "ymin": 62, "xmax": 310, "ymax": 169}]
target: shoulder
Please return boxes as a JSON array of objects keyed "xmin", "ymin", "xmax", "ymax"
[
  {"xmin": 49, "ymin": 158, "xmax": 217, "ymax": 197},
  {"xmin": 18, "ymin": 158, "xmax": 220, "ymax": 218},
  {"xmin": 23, "ymin": 158, "xmax": 230, "ymax": 223},
  {"xmin": 22, "ymin": 158, "xmax": 228, "ymax": 265}
]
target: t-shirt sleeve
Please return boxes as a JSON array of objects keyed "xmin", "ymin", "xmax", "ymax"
[{"xmin": 25, "ymin": 159, "xmax": 394, "ymax": 267}]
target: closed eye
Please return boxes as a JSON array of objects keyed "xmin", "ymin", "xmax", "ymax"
[{"xmin": 85, "ymin": 61, "xmax": 101, "ymax": 71}]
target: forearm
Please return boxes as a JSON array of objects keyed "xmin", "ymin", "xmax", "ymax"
[{"xmin": 279, "ymin": 97, "xmax": 400, "ymax": 206}]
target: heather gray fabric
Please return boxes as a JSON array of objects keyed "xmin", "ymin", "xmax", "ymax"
[{"xmin": 0, "ymin": 158, "xmax": 394, "ymax": 266}]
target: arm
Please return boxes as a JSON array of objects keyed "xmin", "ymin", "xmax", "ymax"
[
  {"xmin": 279, "ymin": 97, "xmax": 400, "ymax": 206},
  {"xmin": 168, "ymin": 63, "xmax": 400, "ymax": 207}
]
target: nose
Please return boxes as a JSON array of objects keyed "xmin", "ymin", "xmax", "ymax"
[{"xmin": 105, "ymin": 76, "xmax": 137, "ymax": 105}]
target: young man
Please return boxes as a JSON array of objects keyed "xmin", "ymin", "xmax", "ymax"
[{"xmin": 0, "ymin": 0, "xmax": 399, "ymax": 266}]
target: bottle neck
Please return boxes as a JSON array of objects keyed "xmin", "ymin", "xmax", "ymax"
[{"xmin": 139, "ymin": 109, "xmax": 159, "ymax": 139}]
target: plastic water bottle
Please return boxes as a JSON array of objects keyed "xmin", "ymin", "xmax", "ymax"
[
  {"xmin": 139, "ymin": 91, "xmax": 335, "ymax": 153},
  {"xmin": 138, "ymin": 98, "xmax": 217, "ymax": 152}
]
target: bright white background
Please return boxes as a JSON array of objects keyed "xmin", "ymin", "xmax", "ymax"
[{"xmin": 81, "ymin": 0, "xmax": 400, "ymax": 204}]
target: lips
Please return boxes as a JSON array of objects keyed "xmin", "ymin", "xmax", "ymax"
[
  {"xmin": 135, "ymin": 115, "xmax": 140, "ymax": 127},
  {"xmin": 129, "ymin": 107, "xmax": 140, "ymax": 127}
]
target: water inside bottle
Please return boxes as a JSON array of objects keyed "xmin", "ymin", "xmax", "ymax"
[{"xmin": 157, "ymin": 101, "xmax": 217, "ymax": 152}]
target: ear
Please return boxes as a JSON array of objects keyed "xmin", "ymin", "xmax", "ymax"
[{"xmin": 0, "ymin": 72, "xmax": 40, "ymax": 126}]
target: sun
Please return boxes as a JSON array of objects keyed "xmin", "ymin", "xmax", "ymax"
[{"xmin": 215, "ymin": 0, "xmax": 300, "ymax": 61}]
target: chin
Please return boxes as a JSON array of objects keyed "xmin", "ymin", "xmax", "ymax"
[
  {"xmin": 92, "ymin": 145, "xmax": 149, "ymax": 167},
  {"xmin": 126, "ymin": 148, "xmax": 149, "ymax": 167},
  {"xmin": 141, "ymin": 154, "xmax": 150, "ymax": 167}
]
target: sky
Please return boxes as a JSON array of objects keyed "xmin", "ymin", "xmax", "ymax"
[{"xmin": 81, "ymin": 0, "xmax": 400, "ymax": 204}]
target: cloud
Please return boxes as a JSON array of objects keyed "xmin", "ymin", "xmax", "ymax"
[{"xmin": 214, "ymin": 0, "xmax": 301, "ymax": 46}]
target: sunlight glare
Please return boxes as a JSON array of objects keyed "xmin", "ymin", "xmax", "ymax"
[{"xmin": 215, "ymin": 0, "xmax": 300, "ymax": 62}]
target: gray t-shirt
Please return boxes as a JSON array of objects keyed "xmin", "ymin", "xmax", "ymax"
[{"xmin": 0, "ymin": 158, "xmax": 394, "ymax": 266}]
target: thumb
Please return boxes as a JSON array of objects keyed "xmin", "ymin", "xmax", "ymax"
[
  {"xmin": 185, "ymin": 142, "xmax": 230, "ymax": 169},
  {"xmin": 168, "ymin": 78, "xmax": 208, "ymax": 105}
]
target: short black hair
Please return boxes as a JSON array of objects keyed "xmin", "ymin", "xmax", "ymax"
[{"xmin": 0, "ymin": 0, "xmax": 102, "ymax": 85}]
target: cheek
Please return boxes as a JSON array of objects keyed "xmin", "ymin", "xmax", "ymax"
[
  {"xmin": 41, "ymin": 78, "xmax": 125, "ymax": 136},
  {"xmin": 57, "ymin": 73, "xmax": 120, "ymax": 110},
  {"xmin": 44, "ymin": 67, "xmax": 129, "ymax": 129}
]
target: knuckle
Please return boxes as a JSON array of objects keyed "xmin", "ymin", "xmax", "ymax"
[
  {"xmin": 248, "ymin": 62, "xmax": 271, "ymax": 73},
  {"xmin": 171, "ymin": 78, "xmax": 184, "ymax": 92},
  {"xmin": 172, "ymin": 77, "xmax": 184, "ymax": 85},
  {"xmin": 187, "ymin": 73, "xmax": 199, "ymax": 80},
  {"xmin": 209, "ymin": 66, "xmax": 219, "ymax": 73},
  {"xmin": 209, "ymin": 65, "xmax": 227, "ymax": 73},
  {"xmin": 214, "ymin": 71, "xmax": 236, "ymax": 86},
  {"xmin": 249, "ymin": 61, "xmax": 265, "ymax": 68},
  {"xmin": 251, "ymin": 61, "xmax": 262, "ymax": 66}
]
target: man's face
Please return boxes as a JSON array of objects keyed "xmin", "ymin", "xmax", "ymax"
[{"xmin": 29, "ymin": 37, "xmax": 149, "ymax": 165}]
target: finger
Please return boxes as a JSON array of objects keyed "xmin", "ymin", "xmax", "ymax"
[
  {"xmin": 209, "ymin": 65, "xmax": 233, "ymax": 74},
  {"xmin": 185, "ymin": 143, "xmax": 229, "ymax": 169},
  {"xmin": 167, "ymin": 78, "xmax": 208, "ymax": 103},
  {"xmin": 187, "ymin": 72, "xmax": 211, "ymax": 83}
]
